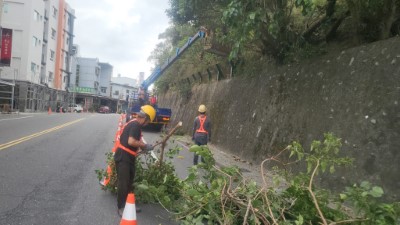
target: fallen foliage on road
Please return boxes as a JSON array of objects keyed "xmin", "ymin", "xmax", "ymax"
[{"xmin": 96, "ymin": 133, "xmax": 400, "ymax": 224}]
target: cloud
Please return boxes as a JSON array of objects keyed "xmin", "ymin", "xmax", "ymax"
[{"xmin": 67, "ymin": 0, "xmax": 170, "ymax": 80}]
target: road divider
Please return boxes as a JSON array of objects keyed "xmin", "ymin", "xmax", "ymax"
[{"xmin": 0, "ymin": 118, "xmax": 85, "ymax": 151}]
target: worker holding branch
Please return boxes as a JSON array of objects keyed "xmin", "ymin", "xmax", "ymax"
[
  {"xmin": 192, "ymin": 104, "xmax": 212, "ymax": 165},
  {"xmin": 114, "ymin": 105, "xmax": 156, "ymax": 216}
]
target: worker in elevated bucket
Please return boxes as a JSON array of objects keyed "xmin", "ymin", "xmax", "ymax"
[
  {"xmin": 192, "ymin": 104, "xmax": 212, "ymax": 165},
  {"xmin": 114, "ymin": 105, "xmax": 156, "ymax": 216}
]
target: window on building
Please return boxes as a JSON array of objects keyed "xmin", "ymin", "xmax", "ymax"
[
  {"xmin": 33, "ymin": 10, "xmax": 40, "ymax": 21},
  {"xmin": 31, "ymin": 62, "xmax": 37, "ymax": 73},
  {"xmin": 114, "ymin": 90, "xmax": 119, "ymax": 96},
  {"xmin": 3, "ymin": 3, "xmax": 8, "ymax": 13},
  {"xmin": 66, "ymin": 37, "xmax": 69, "ymax": 45},
  {"xmin": 32, "ymin": 36, "xmax": 38, "ymax": 46},
  {"xmin": 50, "ymin": 50, "xmax": 55, "ymax": 61},
  {"xmin": 101, "ymin": 87, "xmax": 107, "ymax": 93},
  {"xmin": 48, "ymin": 72, "xmax": 53, "ymax": 81},
  {"xmin": 51, "ymin": 28, "xmax": 56, "ymax": 39},
  {"xmin": 52, "ymin": 7, "xmax": 57, "ymax": 18}
]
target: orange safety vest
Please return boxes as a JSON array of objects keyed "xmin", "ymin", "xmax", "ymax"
[
  {"xmin": 196, "ymin": 116, "xmax": 208, "ymax": 134},
  {"xmin": 115, "ymin": 119, "xmax": 141, "ymax": 157}
]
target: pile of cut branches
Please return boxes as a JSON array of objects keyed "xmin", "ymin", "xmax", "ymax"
[{"xmin": 97, "ymin": 133, "xmax": 400, "ymax": 224}]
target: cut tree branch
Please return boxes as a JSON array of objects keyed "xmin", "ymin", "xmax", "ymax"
[{"xmin": 153, "ymin": 121, "xmax": 183, "ymax": 166}]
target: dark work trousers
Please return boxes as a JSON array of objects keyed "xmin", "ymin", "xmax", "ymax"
[{"xmin": 116, "ymin": 160, "xmax": 136, "ymax": 209}]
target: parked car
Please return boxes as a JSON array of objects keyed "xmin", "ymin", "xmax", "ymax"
[
  {"xmin": 68, "ymin": 104, "xmax": 83, "ymax": 113},
  {"xmin": 98, "ymin": 106, "xmax": 110, "ymax": 114}
]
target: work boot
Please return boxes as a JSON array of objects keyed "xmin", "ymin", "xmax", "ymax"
[{"xmin": 118, "ymin": 208, "xmax": 124, "ymax": 217}]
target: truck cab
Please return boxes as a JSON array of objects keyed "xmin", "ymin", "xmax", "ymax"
[{"xmin": 130, "ymin": 90, "xmax": 171, "ymax": 131}]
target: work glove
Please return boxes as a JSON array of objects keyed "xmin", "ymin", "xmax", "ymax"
[{"xmin": 143, "ymin": 144, "xmax": 154, "ymax": 151}]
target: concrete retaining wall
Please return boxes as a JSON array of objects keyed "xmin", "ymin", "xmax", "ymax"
[{"xmin": 159, "ymin": 37, "xmax": 400, "ymax": 200}]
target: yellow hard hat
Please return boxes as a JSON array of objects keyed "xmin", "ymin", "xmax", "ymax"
[
  {"xmin": 198, "ymin": 104, "xmax": 207, "ymax": 113},
  {"xmin": 140, "ymin": 105, "xmax": 156, "ymax": 122}
]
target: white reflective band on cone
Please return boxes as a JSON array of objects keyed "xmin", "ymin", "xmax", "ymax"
[{"xmin": 122, "ymin": 203, "xmax": 137, "ymax": 220}]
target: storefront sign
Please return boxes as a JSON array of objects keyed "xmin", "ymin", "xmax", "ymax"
[{"xmin": 74, "ymin": 87, "xmax": 94, "ymax": 94}]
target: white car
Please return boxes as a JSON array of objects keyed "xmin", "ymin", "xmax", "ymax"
[{"xmin": 68, "ymin": 104, "xmax": 83, "ymax": 113}]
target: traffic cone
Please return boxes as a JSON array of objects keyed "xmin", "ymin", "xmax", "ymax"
[
  {"xmin": 100, "ymin": 165, "xmax": 112, "ymax": 186},
  {"xmin": 48, "ymin": 107, "xmax": 52, "ymax": 115},
  {"xmin": 120, "ymin": 193, "xmax": 137, "ymax": 225}
]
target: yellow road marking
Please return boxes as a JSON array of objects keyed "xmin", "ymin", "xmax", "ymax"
[{"xmin": 0, "ymin": 118, "xmax": 85, "ymax": 151}]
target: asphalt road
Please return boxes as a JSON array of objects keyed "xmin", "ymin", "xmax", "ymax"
[{"xmin": 0, "ymin": 112, "xmax": 186, "ymax": 225}]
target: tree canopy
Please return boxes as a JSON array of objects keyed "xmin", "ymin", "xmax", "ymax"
[{"xmin": 149, "ymin": 0, "xmax": 400, "ymax": 91}]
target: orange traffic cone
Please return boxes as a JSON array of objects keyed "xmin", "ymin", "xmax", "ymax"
[
  {"xmin": 120, "ymin": 193, "xmax": 137, "ymax": 225},
  {"xmin": 100, "ymin": 165, "xmax": 112, "ymax": 186},
  {"xmin": 48, "ymin": 107, "xmax": 52, "ymax": 115}
]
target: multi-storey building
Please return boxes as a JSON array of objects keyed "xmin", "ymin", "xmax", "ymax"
[
  {"xmin": 110, "ymin": 75, "xmax": 138, "ymax": 113},
  {"xmin": 0, "ymin": 0, "xmax": 75, "ymax": 112},
  {"xmin": 70, "ymin": 57, "xmax": 126, "ymax": 112}
]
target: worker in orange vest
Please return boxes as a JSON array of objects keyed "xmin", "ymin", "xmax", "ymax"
[
  {"xmin": 192, "ymin": 104, "xmax": 212, "ymax": 165},
  {"xmin": 114, "ymin": 105, "xmax": 156, "ymax": 216}
]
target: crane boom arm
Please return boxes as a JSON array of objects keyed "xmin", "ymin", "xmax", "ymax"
[{"xmin": 142, "ymin": 30, "xmax": 206, "ymax": 90}]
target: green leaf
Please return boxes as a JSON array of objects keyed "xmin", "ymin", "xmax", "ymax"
[
  {"xmin": 163, "ymin": 174, "xmax": 168, "ymax": 183},
  {"xmin": 295, "ymin": 214, "xmax": 304, "ymax": 225},
  {"xmin": 189, "ymin": 145, "xmax": 202, "ymax": 153},
  {"xmin": 329, "ymin": 165, "xmax": 335, "ymax": 173},
  {"xmin": 321, "ymin": 161, "xmax": 327, "ymax": 172},
  {"xmin": 340, "ymin": 193, "xmax": 347, "ymax": 200},
  {"xmin": 370, "ymin": 186, "xmax": 384, "ymax": 198},
  {"xmin": 361, "ymin": 181, "xmax": 371, "ymax": 189},
  {"xmin": 249, "ymin": 12, "xmax": 256, "ymax": 20},
  {"xmin": 307, "ymin": 161, "xmax": 312, "ymax": 173},
  {"xmin": 137, "ymin": 183, "xmax": 149, "ymax": 190},
  {"xmin": 187, "ymin": 188, "xmax": 199, "ymax": 196}
]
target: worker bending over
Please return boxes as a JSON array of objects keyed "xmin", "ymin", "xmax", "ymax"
[{"xmin": 114, "ymin": 105, "xmax": 156, "ymax": 216}]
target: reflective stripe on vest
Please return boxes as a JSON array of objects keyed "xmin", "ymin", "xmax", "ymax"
[
  {"xmin": 196, "ymin": 116, "xmax": 208, "ymax": 133},
  {"xmin": 117, "ymin": 119, "xmax": 140, "ymax": 157},
  {"xmin": 117, "ymin": 142, "xmax": 138, "ymax": 157}
]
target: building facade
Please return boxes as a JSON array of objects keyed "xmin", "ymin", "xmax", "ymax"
[
  {"xmin": 0, "ymin": 0, "xmax": 141, "ymax": 113},
  {"xmin": 110, "ymin": 75, "xmax": 138, "ymax": 113},
  {"xmin": 0, "ymin": 0, "xmax": 75, "ymax": 112},
  {"xmin": 70, "ymin": 57, "xmax": 123, "ymax": 112}
]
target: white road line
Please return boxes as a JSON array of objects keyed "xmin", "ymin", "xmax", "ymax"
[{"xmin": 0, "ymin": 116, "xmax": 33, "ymax": 122}]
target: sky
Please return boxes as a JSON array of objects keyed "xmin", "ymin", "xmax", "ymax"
[{"xmin": 67, "ymin": 0, "xmax": 171, "ymax": 81}]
